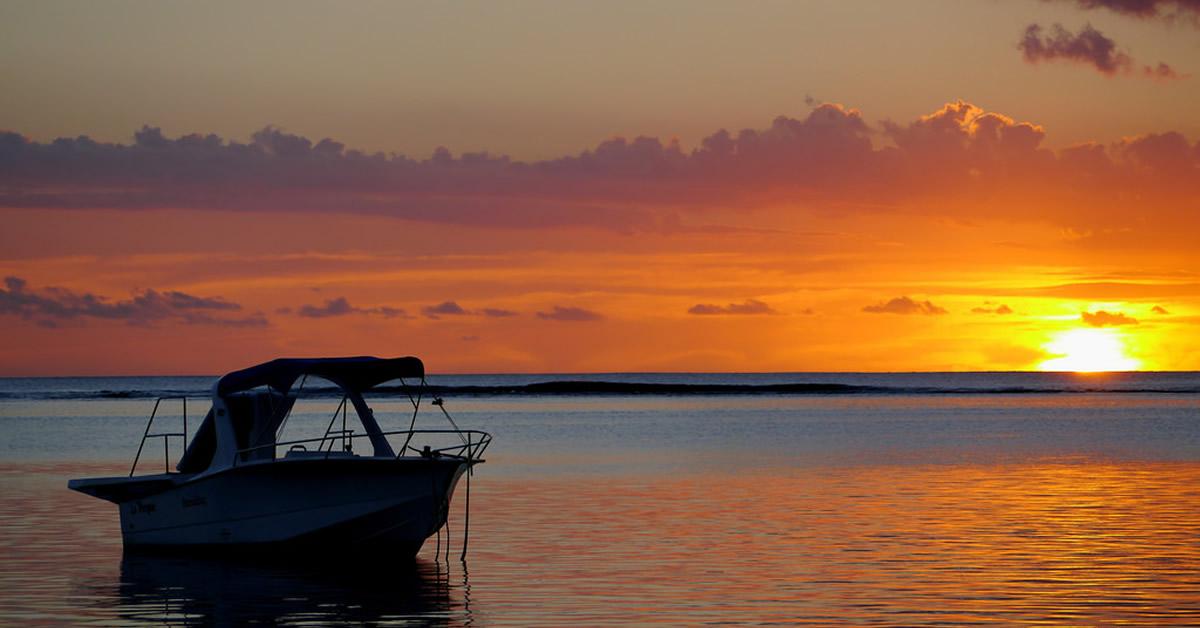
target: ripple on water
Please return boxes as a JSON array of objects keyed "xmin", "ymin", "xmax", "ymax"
[{"xmin": 1, "ymin": 461, "xmax": 1198, "ymax": 625}]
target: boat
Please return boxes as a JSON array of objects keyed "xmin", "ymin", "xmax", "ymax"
[{"xmin": 68, "ymin": 356, "xmax": 491, "ymax": 558}]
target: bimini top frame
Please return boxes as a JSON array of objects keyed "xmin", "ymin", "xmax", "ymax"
[
  {"xmin": 216, "ymin": 356, "xmax": 424, "ymax": 397},
  {"xmin": 133, "ymin": 356, "xmax": 479, "ymax": 478}
]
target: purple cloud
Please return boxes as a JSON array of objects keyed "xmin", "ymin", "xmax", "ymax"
[
  {"xmin": 687, "ymin": 299, "xmax": 778, "ymax": 315},
  {"xmin": 297, "ymin": 297, "xmax": 357, "ymax": 318},
  {"xmin": 536, "ymin": 306, "xmax": 604, "ymax": 322},
  {"xmin": 422, "ymin": 301, "xmax": 469, "ymax": 319},
  {"xmin": 482, "ymin": 308, "xmax": 518, "ymax": 318},
  {"xmin": 1, "ymin": 101, "xmax": 1197, "ymax": 232},
  {"xmin": 0, "ymin": 276, "xmax": 266, "ymax": 327},
  {"xmin": 376, "ymin": 306, "xmax": 409, "ymax": 319},
  {"xmin": 1018, "ymin": 23, "xmax": 1132, "ymax": 75},
  {"xmin": 423, "ymin": 301, "xmax": 518, "ymax": 319},
  {"xmin": 1057, "ymin": 0, "xmax": 1200, "ymax": 23},
  {"xmin": 1018, "ymin": 23, "xmax": 1186, "ymax": 80},
  {"xmin": 295, "ymin": 296, "xmax": 410, "ymax": 319}
]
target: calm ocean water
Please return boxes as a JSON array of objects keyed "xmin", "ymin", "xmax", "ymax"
[{"xmin": 1, "ymin": 372, "xmax": 1198, "ymax": 625}]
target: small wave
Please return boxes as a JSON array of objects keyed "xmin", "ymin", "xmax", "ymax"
[
  {"xmin": 1, "ymin": 381, "xmax": 1197, "ymax": 401},
  {"xmin": 0, "ymin": 389, "xmax": 205, "ymax": 401},
  {"xmin": 410, "ymin": 382, "xmax": 887, "ymax": 396},
  {"xmin": 387, "ymin": 382, "xmax": 1200, "ymax": 397},
  {"xmin": 97, "ymin": 390, "xmax": 140, "ymax": 399}
]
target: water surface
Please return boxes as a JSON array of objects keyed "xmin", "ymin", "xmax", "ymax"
[{"xmin": 1, "ymin": 372, "xmax": 1197, "ymax": 625}]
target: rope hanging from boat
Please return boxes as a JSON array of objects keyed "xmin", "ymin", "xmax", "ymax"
[
  {"xmin": 460, "ymin": 462, "xmax": 471, "ymax": 562},
  {"xmin": 414, "ymin": 389, "xmax": 476, "ymax": 562},
  {"xmin": 443, "ymin": 504, "xmax": 452, "ymax": 563},
  {"xmin": 432, "ymin": 396, "xmax": 474, "ymax": 561},
  {"xmin": 432, "ymin": 465, "xmax": 441, "ymax": 560}
]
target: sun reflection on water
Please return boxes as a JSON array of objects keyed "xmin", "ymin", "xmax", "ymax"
[{"xmin": 3, "ymin": 460, "xmax": 1198, "ymax": 625}]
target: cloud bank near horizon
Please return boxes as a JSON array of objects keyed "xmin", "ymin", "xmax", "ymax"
[
  {"xmin": 0, "ymin": 276, "xmax": 267, "ymax": 328},
  {"xmin": 2, "ymin": 100, "xmax": 1197, "ymax": 232}
]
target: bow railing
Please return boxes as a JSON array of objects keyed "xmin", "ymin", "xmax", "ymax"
[{"xmin": 234, "ymin": 429, "xmax": 491, "ymax": 465}]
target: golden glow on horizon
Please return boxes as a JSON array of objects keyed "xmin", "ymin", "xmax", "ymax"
[
  {"xmin": 2, "ymin": 206, "xmax": 1198, "ymax": 375},
  {"xmin": 1038, "ymin": 328, "xmax": 1141, "ymax": 373}
]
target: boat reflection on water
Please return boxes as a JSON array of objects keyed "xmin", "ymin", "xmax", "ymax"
[{"xmin": 111, "ymin": 552, "xmax": 471, "ymax": 626}]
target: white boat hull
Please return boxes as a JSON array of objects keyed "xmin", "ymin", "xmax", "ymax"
[{"xmin": 75, "ymin": 457, "xmax": 468, "ymax": 557}]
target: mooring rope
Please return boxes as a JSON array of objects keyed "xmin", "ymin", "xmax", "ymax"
[{"xmin": 460, "ymin": 462, "xmax": 472, "ymax": 562}]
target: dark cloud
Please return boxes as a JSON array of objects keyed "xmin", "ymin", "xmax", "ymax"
[
  {"xmin": 971, "ymin": 303, "xmax": 1014, "ymax": 315},
  {"xmin": 297, "ymin": 297, "xmax": 357, "ymax": 318},
  {"xmin": 1018, "ymin": 23, "xmax": 1132, "ymax": 75},
  {"xmin": 376, "ymin": 306, "xmax": 409, "ymax": 319},
  {"xmin": 424, "ymin": 302, "xmax": 519, "ymax": 319},
  {"xmin": 1058, "ymin": 0, "xmax": 1200, "ymax": 23},
  {"xmin": 687, "ymin": 299, "xmax": 778, "ymax": 315},
  {"xmin": 863, "ymin": 296, "xmax": 948, "ymax": 315},
  {"xmin": 536, "ymin": 306, "xmax": 604, "ymax": 322},
  {"xmin": 177, "ymin": 312, "xmax": 269, "ymax": 327},
  {"xmin": 1152, "ymin": 305, "xmax": 1170, "ymax": 314},
  {"xmin": 295, "ymin": 296, "xmax": 410, "ymax": 319},
  {"xmin": 422, "ymin": 301, "xmax": 469, "ymax": 319},
  {"xmin": 1081, "ymin": 310, "xmax": 1139, "ymax": 326},
  {"xmin": 0, "ymin": 275, "xmax": 265, "ymax": 327},
  {"xmin": 1018, "ymin": 23, "xmax": 1186, "ymax": 80}
]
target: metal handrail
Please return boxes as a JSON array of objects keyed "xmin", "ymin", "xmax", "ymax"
[
  {"xmin": 233, "ymin": 429, "xmax": 492, "ymax": 466},
  {"xmin": 318, "ymin": 429, "xmax": 355, "ymax": 452},
  {"xmin": 130, "ymin": 396, "xmax": 191, "ymax": 477}
]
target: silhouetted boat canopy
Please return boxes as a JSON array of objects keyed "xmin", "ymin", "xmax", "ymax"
[{"xmin": 216, "ymin": 356, "xmax": 425, "ymax": 396}]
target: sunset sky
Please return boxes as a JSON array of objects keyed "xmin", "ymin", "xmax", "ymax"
[{"xmin": 2, "ymin": 0, "xmax": 1199, "ymax": 375}]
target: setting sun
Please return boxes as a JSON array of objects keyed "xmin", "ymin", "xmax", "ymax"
[{"xmin": 1038, "ymin": 328, "xmax": 1141, "ymax": 373}]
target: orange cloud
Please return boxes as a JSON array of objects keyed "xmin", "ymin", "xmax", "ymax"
[
  {"xmin": 1081, "ymin": 310, "xmax": 1138, "ymax": 326},
  {"xmin": 972, "ymin": 303, "xmax": 1014, "ymax": 315},
  {"xmin": 863, "ymin": 297, "xmax": 948, "ymax": 316}
]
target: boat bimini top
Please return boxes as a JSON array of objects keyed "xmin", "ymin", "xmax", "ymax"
[
  {"xmin": 215, "ymin": 356, "xmax": 424, "ymax": 397},
  {"xmin": 147, "ymin": 356, "xmax": 485, "ymax": 478}
]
